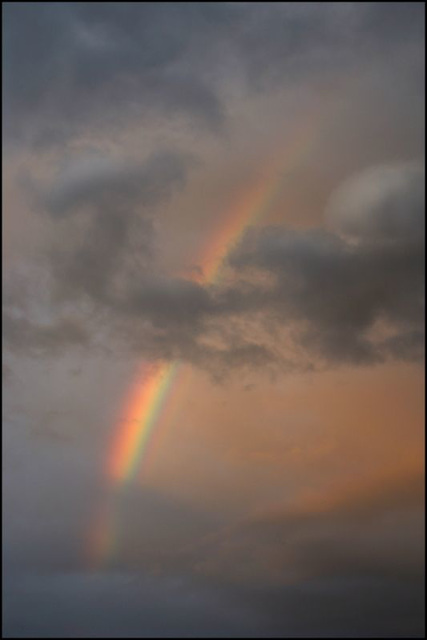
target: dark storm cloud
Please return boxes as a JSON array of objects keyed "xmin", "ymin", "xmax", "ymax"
[
  {"xmin": 3, "ymin": 2, "xmax": 230, "ymax": 145},
  {"xmin": 4, "ymin": 3, "xmax": 424, "ymax": 148},
  {"xmin": 230, "ymin": 2, "xmax": 424, "ymax": 90},
  {"xmin": 4, "ymin": 159, "xmax": 424, "ymax": 371},
  {"xmin": 116, "ymin": 160, "xmax": 425, "ymax": 369},
  {"xmin": 121, "ymin": 276, "xmax": 212, "ymax": 327},
  {"xmin": 117, "ymin": 159, "xmax": 424, "ymax": 371},
  {"xmin": 226, "ymin": 161, "xmax": 425, "ymax": 366}
]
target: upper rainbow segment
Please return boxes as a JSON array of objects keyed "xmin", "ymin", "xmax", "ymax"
[
  {"xmin": 195, "ymin": 99, "xmax": 328, "ymax": 286},
  {"xmin": 195, "ymin": 164, "xmax": 283, "ymax": 285}
]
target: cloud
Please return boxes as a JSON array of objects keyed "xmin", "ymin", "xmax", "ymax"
[
  {"xmin": 121, "ymin": 160, "xmax": 424, "ymax": 371},
  {"xmin": 226, "ymin": 161, "xmax": 425, "ymax": 366},
  {"xmin": 3, "ymin": 3, "xmax": 228, "ymax": 147},
  {"xmin": 4, "ymin": 160, "xmax": 424, "ymax": 373},
  {"xmin": 3, "ymin": 150, "xmax": 196, "ymax": 355},
  {"xmin": 2, "ymin": 313, "xmax": 89, "ymax": 356},
  {"xmin": 4, "ymin": 4, "xmax": 424, "ymax": 149},
  {"xmin": 327, "ymin": 162, "xmax": 425, "ymax": 242},
  {"xmin": 41, "ymin": 151, "xmax": 194, "ymax": 218},
  {"xmin": 185, "ymin": 467, "xmax": 424, "ymax": 588}
]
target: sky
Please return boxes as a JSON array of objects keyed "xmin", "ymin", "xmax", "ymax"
[{"xmin": 2, "ymin": 3, "xmax": 425, "ymax": 638}]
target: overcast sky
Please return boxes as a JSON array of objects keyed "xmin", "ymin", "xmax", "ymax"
[{"xmin": 3, "ymin": 3, "xmax": 425, "ymax": 638}]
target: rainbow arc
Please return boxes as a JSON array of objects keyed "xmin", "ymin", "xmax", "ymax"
[{"xmin": 88, "ymin": 97, "xmax": 333, "ymax": 566}]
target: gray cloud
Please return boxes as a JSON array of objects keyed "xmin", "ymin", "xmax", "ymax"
[
  {"xmin": 4, "ymin": 3, "xmax": 424, "ymax": 149},
  {"xmin": 3, "ymin": 150, "xmax": 195, "ymax": 356},
  {"xmin": 185, "ymin": 469, "xmax": 425, "ymax": 589},
  {"xmin": 3, "ymin": 3, "xmax": 229, "ymax": 146},
  {"xmin": 4, "ymin": 161, "xmax": 424, "ymax": 372},
  {"xmin": 327, "ymin": 162, "xmax": 425, "ymax": 242},
  {"xmin": 2, "ymin": 313, "xmax": 89, "ymax": 356},
  {"xmin": 41, "ymin": 150, "xmax": 197, "ymax": 311},
  {"xmin": 227, "ymin": 162, "xmax": 425, "ymax": 366},
  {"xmin": 42, "ymin": 151, "xmax": 194, "ymax": 218}
]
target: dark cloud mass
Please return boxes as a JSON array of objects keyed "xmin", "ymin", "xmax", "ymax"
[
  {"xmin": 3, "ymin": 3, "xmax": 227, "ymax": 144},
  {"xmin": 5, "ymin": 159, "xmax": 424, "ymax": 372},
  {"xmin": 228, "ymin": 161, "xmax": 425, "ymax": 366},
  {"xmin": 3, "ymin": 3, "xmax": 424, "ymax": 147}
]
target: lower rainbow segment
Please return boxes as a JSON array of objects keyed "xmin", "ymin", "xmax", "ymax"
[
  {"xmin": 88, "ymin": 492, "xmax": 118, "ymax": 569},
  {"xmin": 108, "ymin": 361, "xmax": 180, "ymax": 484},
  {"xmin": 89, "ymin": 360, "xmax": 185, "ymax": 567}
]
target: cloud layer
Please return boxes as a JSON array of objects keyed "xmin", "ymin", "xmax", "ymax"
[{"xmin": 4, "ymin": 159, "xmax": 424, "ymax": 374}]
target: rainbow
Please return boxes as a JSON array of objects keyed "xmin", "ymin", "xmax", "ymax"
[
  {"xmin": 105, "ymin": 156, "xmax": 288, "ymax": 489},
  {"xmin": 88, "ymin": 96, "xmax": 333, "ymax": 566},
  {"xmin": 194, "ymin": 161, "xmax": 284, "ymax": 284},
  {"xmin": 104, "ymin": 157, "xmax": 288, "ymax": 486},
  {"xmin": 109, "ymin": 361, "xmax": 180, "ymax": 483}
]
